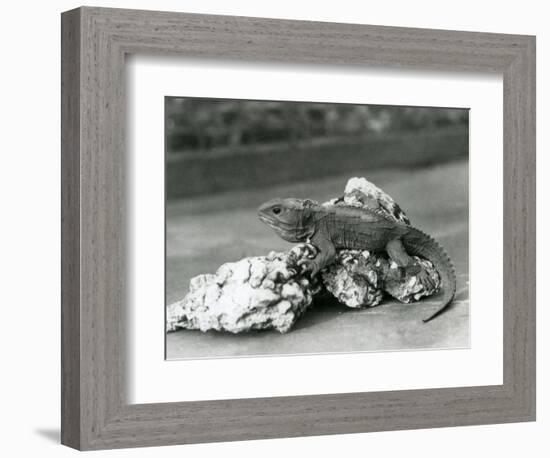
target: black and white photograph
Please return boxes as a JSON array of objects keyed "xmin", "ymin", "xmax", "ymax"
[
  {"xmin": 1, "ymin": 0, "xmax": 543, "ymax": 454},
  {"xmin": 165, "ymin": 97, "xmax": 469, "ymax": 359}
]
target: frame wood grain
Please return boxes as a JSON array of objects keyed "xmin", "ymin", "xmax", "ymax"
[{"xmin": 61, "ymin": 6, "xmax": 536, "ymax": 450}]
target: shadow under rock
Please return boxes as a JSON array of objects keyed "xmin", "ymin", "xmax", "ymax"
[{"xmin": 292, "ymin": 293, "xmax": 373, "ymax": 331}]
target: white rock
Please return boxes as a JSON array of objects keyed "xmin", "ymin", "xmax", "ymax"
[
  {"xmin": 322, "ymin": 250, "xmax": 384, "ymax": 308},
  {"xmin": 167, "ymin": 245, "xmax": 318, "ymax": 334},
  {"xmin": 341, "ymin": 176, "xmax": 410, "ymax": 225}
]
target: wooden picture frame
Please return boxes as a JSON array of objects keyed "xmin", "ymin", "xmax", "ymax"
[{"xmin": 61, "ymin": 6, "xmax": 536, "ymax": 450}]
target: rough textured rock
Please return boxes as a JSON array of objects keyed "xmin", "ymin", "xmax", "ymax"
[
  {"xmin": 326, "ymin": 176, "xmax": 410, "ymax": 225},
  {"xmin": 166, "ymin": 245, "xmax": 319, "ymax": 334},
  {"xmin": 320, "ymin": 249, "xmax": 440, "ymax": 309},
  {"xmin": 322, "ymin": 250, "xmax": 385, "ymax": 308}
]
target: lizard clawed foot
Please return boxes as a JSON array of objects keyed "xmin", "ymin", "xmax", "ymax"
[
  {"xmin": 404, "ymin": 263, "xmax": 435, "ymax": 290},
  {"xmin": 417, "ymin": 267, "xmax": 436, "ymax": 291},
  {"xmin": 297, "ymin": 258, "xmax": 321, "ymax": 277},
  {"xmin": 404, "ymin": 264, "xmax": 421, "ymax": 276}
]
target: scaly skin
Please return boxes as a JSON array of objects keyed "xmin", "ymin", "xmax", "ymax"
[{"xmin": 258, "ymin": 198, "xmax": 456, "ymax": 322}]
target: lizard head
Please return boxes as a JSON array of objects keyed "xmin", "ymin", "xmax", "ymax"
[{"xmin": 257, "ymin": 198, "xmax": 316, "ymax": 243}]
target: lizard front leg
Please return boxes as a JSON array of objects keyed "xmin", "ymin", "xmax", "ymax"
[
  {"xmin": 299, "ymin": 232, "xmax": 336, "ymax": 276},
  {"xmin": 386, "ymin": 238, "xmax": 435, "ymax": 290}
]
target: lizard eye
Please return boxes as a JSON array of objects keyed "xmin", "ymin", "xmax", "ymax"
[{"xmin": 272, "ymin": 207, "xmax": 281, "ymax": 215}]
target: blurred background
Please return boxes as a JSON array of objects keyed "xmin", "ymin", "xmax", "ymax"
[
  {"xmin": 165, "ymin": 98, "xmax": 468, "ymax": 199},
  {"xmin": 165, "ymin": 98, "xmax": 469, "ymax": 359}
]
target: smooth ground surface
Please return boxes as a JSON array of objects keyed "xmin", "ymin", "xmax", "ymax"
[{"xmin": 166, "ymin": 160, "xmax": 469, "ymax": 359}]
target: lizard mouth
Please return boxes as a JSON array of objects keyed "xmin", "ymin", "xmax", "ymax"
[
  {"xmin": 258, "ymin": 211, "xmax": 285, "ymax": 229},
  {"xmin": 258, "ymin": 213, "xmax": 292, "ymax": 237},
  {"xmin": 258, "ymin": 213, "xmax": 274, "ymax": 225}
]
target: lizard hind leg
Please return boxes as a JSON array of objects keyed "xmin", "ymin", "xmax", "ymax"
[{"xmin": 385, "ymin": 238, "xmax": 435, "ymax": 290}]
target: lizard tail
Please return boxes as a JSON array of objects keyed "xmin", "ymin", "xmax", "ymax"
[{"xmin": 402, "ymin": 228, "xmax": 456, "ymax": 322}]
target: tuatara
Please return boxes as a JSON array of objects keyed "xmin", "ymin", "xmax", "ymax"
[{"xmin": 258, "ymin": 198, "xmax": 456, "ymax": 322}]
